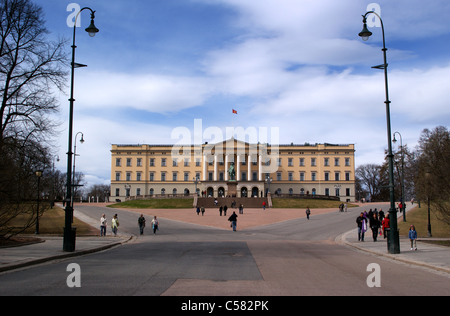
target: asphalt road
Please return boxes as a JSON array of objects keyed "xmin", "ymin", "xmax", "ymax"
[{"xmin": 0, "ymin": 203, "xmax": 448, "ymax": 297}]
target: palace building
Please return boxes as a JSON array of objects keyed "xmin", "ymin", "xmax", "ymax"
[{"xmin": 110, "ymin": 139, "xmax": 356, "ymax": 202}]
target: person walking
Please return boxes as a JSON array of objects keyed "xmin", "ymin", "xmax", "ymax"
[
  {"xmin": 196, "ymin": 207, "xmax": 200, "ymax": 216},
  {"xmin": 409, "ymin": 225, "xmax": 418, "ymax": 251},
  {"xmin": 201, "ymin": 206, "xmax": 205, "ymax": 216},
  {"xmin": 239, "ymin": 204, "xmax": 244, "ymax": 214},
  {"xmin": 305, "ymin": 207, "xmax": 311, "ymax": 220},
  {"xmin": 100, "ymin": 214, "xmax": 107, "ymax": 236},
  {"xmin": 378, "ymin": 209, "xmax": 385, "ymax": 222},
  {"xmin": 111, "ymin": 214, "xmax": 119, "ymax": 236},
  {"xmin": 382, "ymin": 215, "xmax": 390, "ymax": 239},
  {"xmin": 228, "ymin": 211, "xmax": 238, "ymax": 232},
  {"xmin": 369, "ymin": 213, "xmax": 381, "ymax": 242},
  {"xmin": 223, "ymin": 205, "xmax": 228, "ymax": 216},
  {"xmin": 219, "ymin": 205, "xmax": 223, "ymax": 216},
  {"xmin": 262, "ymin": 201, "xmax": 266, "ymax": 210},
  {"xmin": 151, "ymin": 216, "xmax": 159, "ymax": 234},
  {"xmin": 138, "ymin": 214, "xmax": 146, "ymax": 235},
  {"xmin": 356, "ymin": 212, "xmax": 367, "ymax": 242}
]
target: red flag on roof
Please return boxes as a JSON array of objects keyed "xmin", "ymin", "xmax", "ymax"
[{"xmin": 232, "ymin": 109, "xmax": 237, "ymax": 114}]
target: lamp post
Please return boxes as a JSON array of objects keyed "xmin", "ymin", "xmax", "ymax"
[
  {"xmin": 193, "ymin": 176, "xmax": 201, "ymax": 196},
  {"xmin": 35, "ymin": 170, "xmax": 43, "ymax": 234},
  {"xmin": 425, "ymin": 172, "xmax": 432, "ymax": 237},
  {"xmin": 51, "ymin": 155, "xmax": 59, "ymax": 208},
  {"xmin": 72, "ymin": 132, "xmax": 84, "ymax": 206},
  {"xmin": 265, "ymin": 175, "xmax": 272, "ymax": 197},
  {"xmin": 359, "ymin": 11, "xmax": 400, "ymax": 254},
  {"xmin": 393, "ymin": 131, "xmax": 406, "ymax": 222},
  {"xmin": 64, "ymin": 8, "xmax": 99, "ymax": 252}
]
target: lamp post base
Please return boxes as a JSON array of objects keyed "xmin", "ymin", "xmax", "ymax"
[
  {"xmin": 387, "ymin": 229, "xmax": 400, "ymax": 254},
  {"xmin": 63, "ymin": 227, "xmax": 76, "ymax": 252}
]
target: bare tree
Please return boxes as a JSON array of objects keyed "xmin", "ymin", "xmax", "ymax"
[
  {"xmin": 0, "ymin": 137, "xmax": 50, "ymax": 239},
  {"xmin": 0, "ymin": 0, "xmax": 67, "ymax": 240},
  {"xmin": 0, "ymin": 0, "xmax": 67, "ymax": 153},
  {"xmin": 355, "ymin": 164, "xmax": 388, "ymax": 202},
  {"xmin": 86, "ymin": 184, "xmax": 110, "ymax": 202},
  {"xmin": 414, "ymin": 126, "xmax": 450, "ymax": 225}
]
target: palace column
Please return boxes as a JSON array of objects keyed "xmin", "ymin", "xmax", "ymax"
[
  {"xmin": 247, "ymin": 153, "xmax": 252, "ymax": 181},
  {"xmin": 224, "ymin": 154, "xmax": 229, "ymax": 181},
  {"xmin": 202, "ymin": 154, "xmax": 207, "ymax": 181},
  {"xmin": 214, "ymin": 154, "xmax": 218, "ymax": 181},
  {"xmin": 259, "ymin": 154, "xmax": 263, "ymax": 181},
  {"xmin": 236, "ymin": 154, "xmax": 241, "ymax": 181}
]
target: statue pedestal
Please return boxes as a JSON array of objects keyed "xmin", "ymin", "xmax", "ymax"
[{"xmin": 227, "ymin": 181, "xmax": 238, "ymax": 197}]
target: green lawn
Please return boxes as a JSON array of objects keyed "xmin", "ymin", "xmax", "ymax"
[
  {"xmin": 107, "ymin": 198, "xmax": 194, "ymax": 209},
  {"xmin": 398, "ymin": 205, "xmax": 450, "ymax": 238},
  {"xmin": 108, "ymin": 198, "xmax": 356, "ymax": 210},
  {"xmin": 12, "ymin": 206, "xmax": 97, "ymax": 236},
  {"xmin": 271, "ymin": 198, "xmax": 357, "ymax": 209}
]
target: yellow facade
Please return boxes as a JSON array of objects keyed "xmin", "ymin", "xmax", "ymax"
[{"xmin": 110, "ymin": 139, "xmax": 355, "ymax": 202}]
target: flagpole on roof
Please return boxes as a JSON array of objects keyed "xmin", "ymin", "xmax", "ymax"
[{"xmin": 232, "ymin": 108, "xmax": 238, "ymax": 139}]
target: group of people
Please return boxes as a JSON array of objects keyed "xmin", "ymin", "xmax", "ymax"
[
  {"xmin": 338, "ymin": 203, "xmax": 348, "ymax": 212},
  {"xmin": 216, "ymin": 204, "xmax": 241, "ymax": 231},
  {"xmin": 355, "ymin": 208, "xmax": 418, "ymax": 250},
  {"xmin": 99, "ymin": 204, "xmax": 419, "ymax": 249},
  {"xmin": 356, "ymin": 208, "xmax": 388, "ymax": 242},
  {"xmin": 99, "ymin": 213, "xmax": 159, "ymax": 236},
  {"xmin": 196, "ymin": 206, "xmax": 206, "ymax": 216}
]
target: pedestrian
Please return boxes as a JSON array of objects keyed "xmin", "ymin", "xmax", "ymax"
[
  {"xmin": 100, "ymin": 214, "xmax": 107, "ymax": 236},
  {"xmin": 111, "ymin": 214, "xmax": 119, "ymax": 236},
  {"xmin": 305, "ymin": 207, "xmax": 311, "ymax": 220},
  {"xmin": 356, "ymin": 212, "xmax": 367, "ymax": 242},
  {"xmin": 369, "ymin": 213, "xmax": 380, "ymax": 242},
  {"xmin": 228, "ymin": 211, "xmax": 238, "ymax": 231},
  {"xmin": 239, "ymin": 204, "xmax": 244, "ymax": 214},
  {"xmin": 223, "ymin": 205, "xmax": 228, "ymax": 216},
  {"xmin": 344, "ymin": 203, "xmax": 348, "ymax": 212},
  {"xmin": 262, "ymin": 201, "xmax": 266, "ymax": 210},
  {"xmin": 219, "ymin": 205, "xmax": 223, "ymax": 216},
  {"xmin": 201, "ymin": 206, "xmax": 205, "ymax": 216},
  {"xmin": 196, "ymin": 206, "xmax": 200, "ymax": 215},
  {"xmin": 381, "ymin": 215, "xmax": 390, "ymax": 239},
  {"xmin": 138, "ymin": 214, "xmax": 146, "ymax": 235},
  {"xmin": 378, "ymin": 209, "xmax": 385, "ymax": 222},
  {"xmin": 363, "ymin": 210, "xmax": 368, "ymax": 220},
  {"xmin": 409, "ymin": 225, "xmax": 418, "ymax": 251},
  {"xmin": 151, "ymin": 216, "xmax": 159, "ymax": 234}
]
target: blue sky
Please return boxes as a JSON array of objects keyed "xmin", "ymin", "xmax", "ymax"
[{"xmin": 36, "ymin": 0, "xmax": 450, "ymax": 189}]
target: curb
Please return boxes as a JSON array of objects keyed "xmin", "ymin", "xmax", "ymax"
[
  {"xmin": 0, "ymin": 235, "xmax": 134, "ymax": 273},
  {"xmin": 337, "ymin": 230, "xmax": 450, "ymax": 274}
]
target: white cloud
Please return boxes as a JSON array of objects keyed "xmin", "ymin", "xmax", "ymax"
[
  {"xmin": 54, "ymin": 115, "xmax": 177, "ymax": 187},
  {"xmin": 74, "ymin": 71, "xmax": 213, "ymax": 113},
  {"xmin": 49, "ymin": 0, "xmax": 450, "ymax": 191},
  {"xmin": 390, "ymin": 65, "xmax": 450, "ymax": 122}
]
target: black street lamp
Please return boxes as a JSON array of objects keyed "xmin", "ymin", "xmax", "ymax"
[
  {"xmin": 64, "ymin": 8, "xmax": 99, "ymax": 252},
  {"xmin": 35, "ymin": 170, "xmax": 43, "ymax": 234},
  {"xmin": 425, "ymin": 172, "xmax": 432, "ymax": 237},
  {"xmin": 72, "ymin": 132, "xmax": 84, "ymax": 206},
  {"xmin": 393, "ymin": 131, "xmax": 406, "ymax": 222},
  {"xmin": 193, "ymin": 176, "xmax": 201, "ymax": 196},
  {"xmin": 265, "ymin": 175, "xmax": 272, "ymax": 197},
  {"xmin": 359, "ymin": 11, "xmax": 400, "ymax": 254}
]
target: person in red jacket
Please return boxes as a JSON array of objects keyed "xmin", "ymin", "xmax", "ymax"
[{"xmin": 382, "ymin": 216, "xmax": 390, "ymax": 239}]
